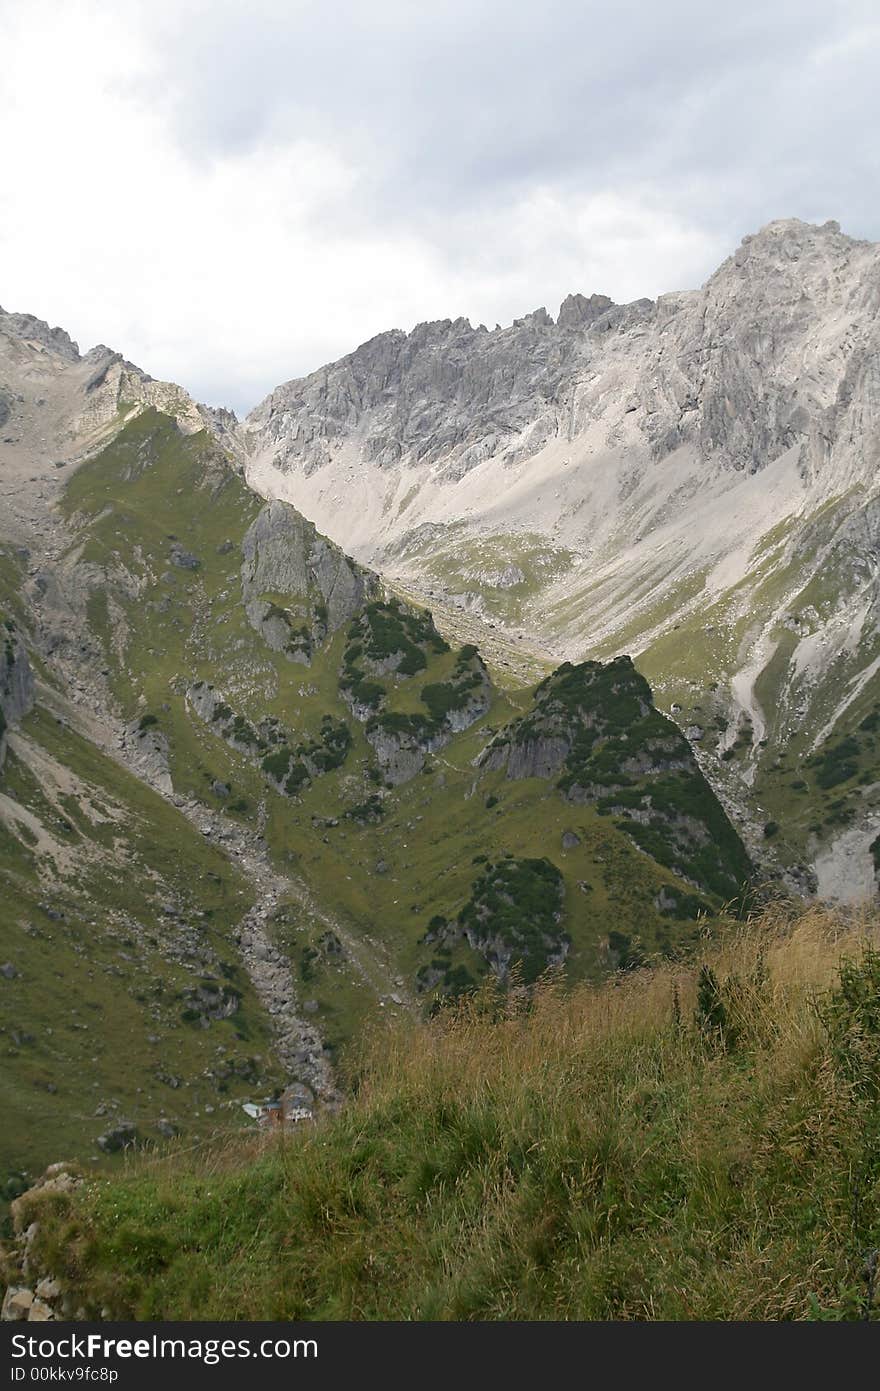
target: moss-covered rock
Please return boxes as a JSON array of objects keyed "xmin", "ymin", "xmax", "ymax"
[{"xmin": 482, "ymin": 658, "xmax": 751, "ymax": 901}]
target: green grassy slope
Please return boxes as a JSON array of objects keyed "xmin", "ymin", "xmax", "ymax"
[
  {"xmin": 0, "ymin": 702, "xmax": 281, "ymax": 1200},
  {"xmin": 5, "ymin": 903, "xmax": 878, "ymax": 1321}
]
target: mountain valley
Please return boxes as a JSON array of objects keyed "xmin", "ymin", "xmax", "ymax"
[{"xmin": 1, "ymin": 217, "xmax": 878, "ymax": 1213}]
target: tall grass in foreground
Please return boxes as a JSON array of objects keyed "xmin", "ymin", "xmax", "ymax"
[{"xmin": 7, "ymin": 902, "xmax": 880, "ymax": 1320}]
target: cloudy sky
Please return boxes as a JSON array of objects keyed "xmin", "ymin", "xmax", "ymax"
[{"xmin": 1, "ymin": 0, "xmax": 878, "ymax": 414}]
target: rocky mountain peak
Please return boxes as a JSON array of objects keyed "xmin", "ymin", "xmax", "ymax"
[
  {"xmin": 709, "ymin": 215, "xmax": 869, "ymax": 291},
  {"xmin": 0, "ymin": 306, "xmax": 80, "ymax": 361},
  {"xmin": 247, "ymin": 216, "xmax": 880, "ymax": 532},
  {"xmin": 557, "ymin": 292, "xmax": 615, "ymax": 328}
]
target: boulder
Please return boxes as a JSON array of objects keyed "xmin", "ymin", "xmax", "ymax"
[
  {"xmin": 169, "ymin": 544, "xmax": 200, "ymax": 570},
  {"xmin": 1, "ymin": 1287, "xmax": 33, "ymax": 1321},
  {"xmin": 96, "ymin": 1121, "xmax": 138, "ymax": 1153}
]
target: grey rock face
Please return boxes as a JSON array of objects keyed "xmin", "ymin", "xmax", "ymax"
[
  {"xmin": 250, "ymin": 218, "xmax": 879, "ymax": 493},
  {"xmin": 121, "ymin": 718, "xmax": 172, "ymax": 794},
  {"xmin": 241, "ymin": 501, "xmax": 378, "ymax": 636},
  {"xmin": 248, "ymin": 298, "xmax": 621, "ymax": 483},
  {"xmin": 0, "ymin": 630, "xmax": 34, "ymax": 726},
  {"xmin": 0, "ymin": 305, "xmax": 80, "ymax": 361},
  {"xmin": 365, "ymin": 727, "xmax": 434, "ymax": 785},
  {"xmin": 631, "ymin": 220, "xmax": 880, "ymax": 475},
  {"xmin": 0, "ymin": 628, "xmax": 35, "ymax": 769},
  {"xmin": 557, "ymin": 292, "xmax": 614, "ymax": 329},
  {"xmin": 245, "ymin": 598, "xmax": 308, "ymax": 661},
  {"xmin": 482, "ymin": 735, "xmax": 570, "ymax": 781},
  {"xmin": 186, "ymin": 682, "xmax": 221, "ymax": 725}
]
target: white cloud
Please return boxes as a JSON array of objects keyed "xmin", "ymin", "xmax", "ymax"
[{"xmin": 0, "ymin": 0, "xmax": 876, "ymax": 413}]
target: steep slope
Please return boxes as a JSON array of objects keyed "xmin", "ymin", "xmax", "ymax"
[{"xmin": 245, "ymin": 218, "xmax": 880, "ymax": 894}]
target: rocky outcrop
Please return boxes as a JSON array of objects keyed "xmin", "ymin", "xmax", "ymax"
[
  {"xmin": 482, "ymin": 734, "xmax": 570, "ymax": 781},
  {"xmin": 458, "ymin": 856, "xmax": 569, "ymax": 984},
  {"xmin": 363, "ymin": 650, "xmax": 492, "ymax": 785},
  {"xmin": 0, "ymin": 626, "xmax": 35, "ymax": 769},
  {"xmin": 1, "ymin": 1163, "xmax": 84, "ymax": 1322},
  {"xmin": 244, "ymin": 598, "xmax": 314, "ymax": 664},
  {"xmin": 121, "ymin": 715, "xmax": 172, "ymax": 794},
  {"xmin": 483, "ymin": 657, "xmax": 692, "ymax": 793},
  {"xmin": 186, "ymin": 682, "xmax": 269, "ymax": 760},
  {"xmin": 238, "ymin": 500, "xmax": 381, "ymax": 665},
  {"xmin": 241, "ymin": 501, "xmax": 377, "ymax": 645},
  {"xmin": 187, "ymin": 682, "xmax": 353, "ymax": 798},
  {"xmin": 364, "ymin": 720, "xmax": 444, "ymax": 786},
  {"xmin": 96, "ymin": 1121, "xmax": 139, "ymax": 1154},
  {"xmin": 556, "ymin": 292, "xmax": 614, "ymax": 330},
  {"xmin": 0, "ymin": 306, "xmax": 80, "ymax": 362}
]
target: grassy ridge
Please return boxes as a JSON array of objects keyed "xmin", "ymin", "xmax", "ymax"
[{"xmin": 8, "ymin": 902, "xmax": 879, "ymax": 1321}]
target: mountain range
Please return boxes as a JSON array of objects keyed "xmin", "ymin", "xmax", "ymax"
[
  {"xmin": 0, "ymin": 216, "xmax": 877, "ymax": 1198},
  {"xmin": 246, "ymin": 217, "xmax": 880, "ymax": 899}
]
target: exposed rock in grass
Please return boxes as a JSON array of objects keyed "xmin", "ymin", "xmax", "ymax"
[{"xmin": 96, "ymin": 1122, "xmax": 139, "ymax": 1154}]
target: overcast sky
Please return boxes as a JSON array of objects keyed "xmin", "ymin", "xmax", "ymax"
[{"xmin": 1, "ymin": 0, "xmax": 878, "ymax": 414}]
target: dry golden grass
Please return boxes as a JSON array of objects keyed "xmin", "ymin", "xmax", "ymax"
[
  {"xmin": 353, "ymin": 899, "xmax": 877, "ymax": 1102},
  {"xmin": 12, "ymin": 900, "xmax": 880, "ymax": 1321}
]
